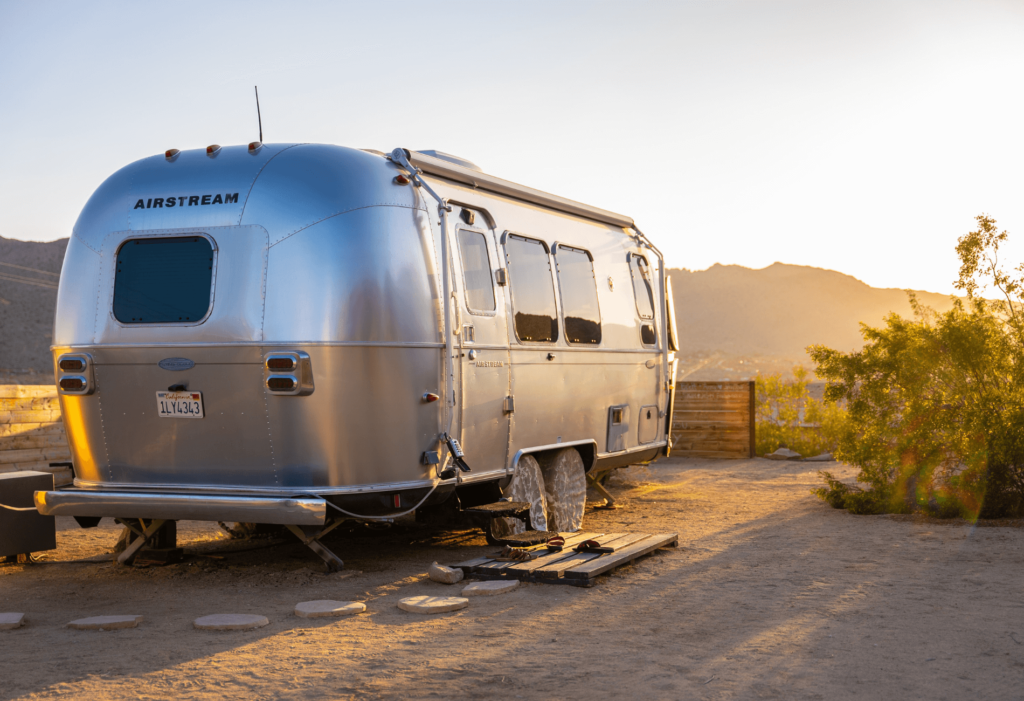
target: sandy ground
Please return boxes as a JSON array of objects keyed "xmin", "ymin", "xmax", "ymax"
[{"xmin": 2, "ymin": 457, "xmax": 1023, "ymax": 700}]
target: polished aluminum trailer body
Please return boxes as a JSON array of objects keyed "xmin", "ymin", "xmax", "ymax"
[{"xmin": 39, "ymin": 144, "xmax": 673, "ymax": 525}]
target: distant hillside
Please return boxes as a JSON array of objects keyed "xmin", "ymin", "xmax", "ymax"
[
  {"xmin": 0, "ymin": 236, "xmax": 68, "ymax": 378},
  {"xmin": 669, "ymin": 263, "xmax": 960, "ymax": 379},
  {"xmin": 0, "ymin": 238, "xmax": 959, "ymax": 379}
]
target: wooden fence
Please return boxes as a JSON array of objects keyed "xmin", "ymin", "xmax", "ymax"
[
  {"xmin": 0, "ymin": 385, "xmax": 72, "ymax": 486},
  {"xmin": 670, "ymin": 380, "xmax": 755, "ymax": 459}
]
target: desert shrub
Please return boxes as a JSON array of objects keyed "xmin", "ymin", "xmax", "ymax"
[
  {"xmin": 809, "ymin": 215, "xmax": 1024, "ymax": 519},
  {"xmin": 755, "ymin": 367, "xmax": 848, "ymax": 457}
]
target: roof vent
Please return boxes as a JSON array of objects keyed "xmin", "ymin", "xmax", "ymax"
[{"xmin": 418, "ymin": 150, "xmax": 482, "ymax": 172}]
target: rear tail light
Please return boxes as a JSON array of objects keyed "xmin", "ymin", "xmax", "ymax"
[
  {"xmin": 263, "ymin": 351, "xmax": 314, "ymax": 396},
  {"xmin": 59, "ymin": 358, "xmax": 85, "ymax": 372},
  {"xmin": 267, "ymin": 376, "xmax": 297, "ymax": 392},
  {"xmin": 266, "ymin": 356, "xmax": 295, "ymax": 371},
  {"xmin": 59, "ymin": 377, "xmax": 85, "ymax": 391}
]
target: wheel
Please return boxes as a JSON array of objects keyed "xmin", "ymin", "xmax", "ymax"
[
  {"xmin": 492, "ymin": 454, "xmax": 549, "ymax": 536},
  {"xmin": 539, "ymin": 448, "xmax": 587, "ymax": 532}
]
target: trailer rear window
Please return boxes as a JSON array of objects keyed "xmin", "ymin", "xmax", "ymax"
[
  {"xmin": 458, "ymin": 229, "xmax": 495, "ymax": 313},
  {"xmin": 505, "ymin": 235, "xmax": 558, "ymax": 343},
  {"xmin": 113, "ymin": 236, "xmax": 214, "ymax": 324},
  {"xmin": 555, "ymin": 245, "xmax": 601, "ymax": 344}
]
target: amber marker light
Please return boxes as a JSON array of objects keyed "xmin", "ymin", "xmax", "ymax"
[
  {"xmin": 394, "ymin": 174, "xmax": 410, "ymax": 185},
  {"xmin": 422, "ymin": 392, "xmax": 440, "ymax": 403},
  {"xmin": 165, "ymin": 149, "xmax": 180, "ymax": 160},
  {"xmin": 248, "ymin": 141, "xmax": 262, "ymax": 153},
  {"xmin": 206, "ymin": 144, "xmax": 221, "ymax": 156}
]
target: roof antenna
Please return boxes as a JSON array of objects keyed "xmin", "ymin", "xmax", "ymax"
[{"xmin": 254, "ymin": 85, "xmax": 263, "ymax": 143}]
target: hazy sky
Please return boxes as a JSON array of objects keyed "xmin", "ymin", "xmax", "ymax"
[{"xmin": 2, "ymin": 0, "xmax": 1023, "ymax": 295}]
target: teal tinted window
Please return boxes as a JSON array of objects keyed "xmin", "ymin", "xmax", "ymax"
[{"xmin": 113, "ymin": 236, "xmax": 214, "ymax": 323}]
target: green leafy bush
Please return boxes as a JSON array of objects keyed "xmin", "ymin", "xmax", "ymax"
[
  {"xmin": 755, "ymin": 367, "xmax": 848, "ymax": 457},
  {"xmin": 810, "ymin": 215, "xmax": 1024, "ymax": 519}
]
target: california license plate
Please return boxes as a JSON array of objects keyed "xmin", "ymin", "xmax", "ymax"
[{"xmin": 156, "ymin": 391, "xmax": 204, "ymax": 419}]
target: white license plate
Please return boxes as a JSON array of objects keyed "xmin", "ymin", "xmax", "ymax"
[{"xmin": 156, "ymin": 391, "xmax": 204, "ymax": 419}]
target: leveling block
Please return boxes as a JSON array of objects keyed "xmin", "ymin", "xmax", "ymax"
[{"xmin": 450, "ymin": 531, "xmax": 678, "ymax": 587}]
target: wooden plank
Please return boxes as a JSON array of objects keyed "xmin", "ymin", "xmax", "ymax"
[
  {"xmin": 532, "ymin": 534, "xmax": 649, "ymax": 579},
  {"xmin": 0, "ymin": 460, "xmax": 71, "ymax": 474},
  {"xmin": 0, "ymin": 397, "xmax": 60, "ymax": 412},
  {"xmin": 672, "ymin": 427, "xmax": 750, "ymax": 438},
  {"xmin": 0, "ymin": 385, "xmax": 58, "ymax": 399},
  {"xmin": 671, "ymin": 438, "xmax": 749, "ymax": 451},
  {"xmin": 0, "ymin": 423, "xmax": 65, "ymax": 438},
  {"xmin": 0, "ymin": 447, "xmax": 72, "ymax": 465},
  {"xmin": 675, "ymin": 389, "xmax": 752, "ymax": 400},
  {"xmin": 671, "ymin": 449, "xmax": 751, "ymax": 459},
  {"xmin": 450, "ymin": 556, "xmax": 493, "ymax": 571},
  {"xmin": 678, "ymin": 381, "xmax": 751, "ymax": 390},
  {"xmin": 563, "ymin": 533, "xmax": 679, "ymax": 580},
  {"xmin": 0, "ymin": 410, "xmax": 62, "ymax": 425},
  {"xmin": 477, "ymin": 532, "xmax": 602, "ymax": 574},
  {"xmin": 0, "ymin": 434, "xmax": 68, "ymax": 451},
  {"xmin": 672, "ymin": 401, "xmax": 751, "ymax": 413},
  {"xmin": 672, "ymin": 410, "xmax": 749, "ymax": 423}
]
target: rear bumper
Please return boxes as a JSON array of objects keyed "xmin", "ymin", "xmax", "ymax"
[{"xmin": 33, "ymin": 489, "xmax": 326, "ymax": 526}]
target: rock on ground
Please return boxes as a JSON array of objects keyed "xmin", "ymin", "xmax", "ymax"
[
  {"xmin": 67, "ymin": 615, "xmax": 142, "ymax": 630},
  {"xmin": 427, "ymin": 562, "xmax": 464, "ymax": 584},
  {"xmin": 0, "ymin": 613, "xmax": 25, "ymax": 630},
  {"xmin": 765, "ymin": 448, "xmax": 802, "ymax": 460}
]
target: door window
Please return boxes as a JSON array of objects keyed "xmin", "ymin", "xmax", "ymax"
[
  {"xmin": 629, "ymin": 253, "xmax": 656, "ymax": 320},
  {"xmin": 555, "ymin": 245, "xmax": 602, "ymax": 344},
  {"xmin": 457, "ymin": 229, "xmax": 496, "ymax": 313},
  {"xmin": 505, "ymin": 235, "xmax": 558, "ymax": 343}
]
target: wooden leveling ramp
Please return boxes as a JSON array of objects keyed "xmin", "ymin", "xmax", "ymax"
[{"xmin": 450, "ymin": 531, "xmax": 678, "ymax": 587}]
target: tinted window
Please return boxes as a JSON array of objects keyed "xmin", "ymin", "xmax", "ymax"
[
  {"xmin": 555, "ymin": 246, "xmax": 601, "ymax": 344},
  {"xmin": 458, "ymin": 229, "xmax": 495, "ymax": 312},
  {"xmin": 629, "ymin": 254, "xmax": 656, "ymax": 320},
  {"xmin": 505, "ymin": 235, "xmax": 558, "ymax": 342},
  {"xmin": 113, "ymin": 236, "xmax": 214, "ymax": 323}
]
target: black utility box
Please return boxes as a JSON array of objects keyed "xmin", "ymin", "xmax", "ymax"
[{"xmin": 0, "ymin": 471, "xmax": 56, "ymax": 558}]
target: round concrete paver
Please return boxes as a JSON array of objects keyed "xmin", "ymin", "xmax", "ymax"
[
  {"xmin": 67, "ymin": 615, "xmax": 142, "ymax": 630},
  {"xmin": 0, "ymin": 613, "xmax": 25, "ymax": 630},
  {"xmin": 462, "ymin": 580, "xmax": 520, "ymax": 597},
  {"xmin": 397, "ymin": 596, "xmax": 469, "ymax": 614},
  {"xmin": 294, "ymin": 600, "xmax": 366, "ymax": 618},
  {"xmin": 193, "ymin": 614, "xmax": 270, "ymax": 631}
]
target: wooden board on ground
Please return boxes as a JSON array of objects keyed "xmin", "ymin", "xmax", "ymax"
[{"xmin": 450, "ymin": 532, "xmax": 678, "ymax": 587}]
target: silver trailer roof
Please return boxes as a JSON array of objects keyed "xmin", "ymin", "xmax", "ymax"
[{"xmin": 404, "ymin": 149, "xmax": 635, "ymax": 230}]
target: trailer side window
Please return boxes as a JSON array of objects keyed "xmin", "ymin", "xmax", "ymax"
[
  {"xmin": 113, "ymin": 236, "xmax": 214, "ymax": 324},
  {"xmin": 555, "ymin": 245, "xmax": 602, "ymax": 344},
  {"xmin": 629, "ymin": 253, "xmax": 656, "ymax": 320},
  {"xmin": 505, "ymin": 235, "xmax": 558, "ymax": 343},
  {"xmin": 457, "ymin": 229, "xmax": 495, "ymax": 313}
]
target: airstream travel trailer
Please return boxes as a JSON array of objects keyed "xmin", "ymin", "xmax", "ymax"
[{"xmin": 34, "ymin": 143, "xmax": 677, "ymax": 568}]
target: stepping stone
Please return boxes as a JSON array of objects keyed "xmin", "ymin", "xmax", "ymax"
[
  {"xmin": 67, "ymin": 615, "xmax": 142, "ymax": 630},
  {"xmin": 462, "ymin": 580, "xmax": 519, "ymax": 597},
  {"xmin": 294, "ymin": 600, "xmax": 366, "ymax": 618},
  {"xmin": 0, "ymin": 613, "xmax": 25, "ymax": 630},
  {"xmin": 397, "ymin": 596, "xmax": 469, "ymax": 614},
  {"xmin": 193, "ymin": 614, "xmax": 269, "ymax": 631}
]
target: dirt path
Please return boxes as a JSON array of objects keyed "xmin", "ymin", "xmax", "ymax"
[{"xmin": 2, "ymin": 457, "xmax": 1022, "ymax": 700}]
